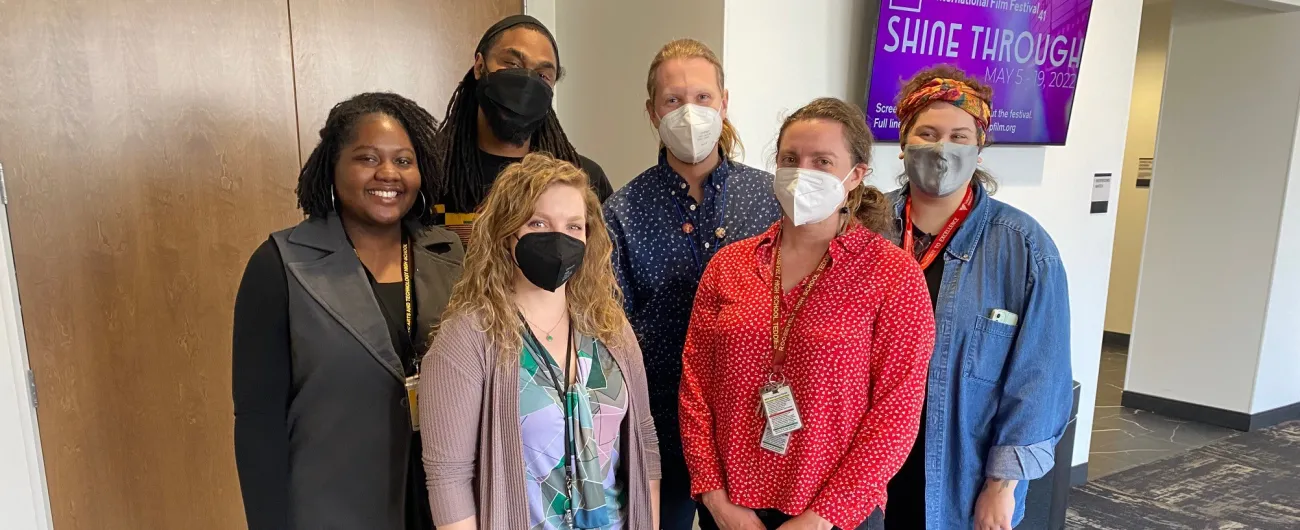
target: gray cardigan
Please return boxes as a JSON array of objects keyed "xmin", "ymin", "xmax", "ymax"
[{"xmin": 419, "ymin": 313, "xmax": 662, "ymax": 528}]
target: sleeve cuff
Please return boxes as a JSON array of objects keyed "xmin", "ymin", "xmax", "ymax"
[
  {"xmin": 986, "ymin": 439, "xmax": 1057, "ymax": 481},
  {"xmin": 688, "ymin": 473, "xmax": 724, "ymax": 499},
  {"xmin": 428, "ymin": 486, "xmax": 477, "ymax": 527},
  {"xmin": 808, "ymin": 495, "xmax": 874, "ymax": 530},
  {"xmin": 644, "ymin": 450, "xmax": 663, "ymax": 481}
]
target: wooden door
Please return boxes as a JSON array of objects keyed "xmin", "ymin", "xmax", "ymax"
[
  {"xmin": 288, "ymin": 0, "xmax": 522, "ymax": 160},
  {"xmin": 0, "ymin": 1, "xmax": 302, "ymax": 528}
]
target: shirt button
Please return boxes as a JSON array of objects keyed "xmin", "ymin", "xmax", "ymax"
[
  {"xmin": 689, "ymin": 204, "xmax": 697, "ymax": 211},
  {"xmin": 704, "ymin": 242, "xmax": 711, "ymax": 249},
  {"xmin": 680, "ymin": 182, "xmax": 687, "ymax": 189}
]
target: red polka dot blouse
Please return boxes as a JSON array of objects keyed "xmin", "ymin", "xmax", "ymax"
[{"xmin": 679, "ymin": 221, "xmax": 935, "ymax": 529}]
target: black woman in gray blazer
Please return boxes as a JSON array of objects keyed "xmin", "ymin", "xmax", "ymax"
[{"xmin": 232, "ymin": 92, "xmax": 463, "ymax": 530}]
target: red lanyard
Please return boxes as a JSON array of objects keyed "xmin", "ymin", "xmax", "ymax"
[
  {"xmin": 903, "ymin": 186, "xmax": 974, "ymax": 270},
  {"xmin": 770, "ymin": 239, "xmax": 830, "ymax": 376}
]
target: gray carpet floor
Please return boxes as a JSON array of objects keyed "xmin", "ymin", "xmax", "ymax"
[{"xmin": 1066, "ymin": 420, "xmax": 1300, "ymax": 529}]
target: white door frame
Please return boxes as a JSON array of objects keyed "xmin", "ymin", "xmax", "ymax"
[{"xmin": 0, "ymin": 163, "xmax": 54, "ymax": 530}]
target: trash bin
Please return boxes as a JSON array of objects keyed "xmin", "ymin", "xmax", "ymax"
[{"xmin": 1020, "ymin": 380, "xmax": 1082, "ymax": 530}]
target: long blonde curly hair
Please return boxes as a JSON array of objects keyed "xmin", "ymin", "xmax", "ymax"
[{"xmin": 442, "ymin": 152, "xmax": 627, "ymax": 355}]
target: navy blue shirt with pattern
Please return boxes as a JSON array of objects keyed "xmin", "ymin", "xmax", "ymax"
[{"xmin": 603, "ymin": 150, "xmax": 781, "ymax": 457}]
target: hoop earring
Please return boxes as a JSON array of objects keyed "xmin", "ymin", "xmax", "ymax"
[
  {"xmin": 330, "ymin": 185, "xmax": 339, "ymax": 213},
  {"xmin": 416, "ymin": 190, "xmax": 429, "ymax": 215}
]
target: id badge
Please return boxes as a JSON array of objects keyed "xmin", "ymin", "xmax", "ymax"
[
  {"xmin": 760, "ymin": 384, "xmax": 803, "ymax": 436},
  {"xmin": 404, "ymin": 374, "xmax": 421, "ymax": 432},
  {"xmin": 760, "ymin": 421, "xmax": 790, "ymax": 455}
]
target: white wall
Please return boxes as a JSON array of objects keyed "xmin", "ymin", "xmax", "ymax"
[
  {"xmin": 0, "ymin": 193, "xmax": 53, "ymax": 529},
  {"xmin": 723, "ymin": 0, "xmax": 1141, "ymax": 467},
  {"xmin": 549, "ymin": 0, "xmax": 725, "ymax": 189},
  {"xmin": 1230, "ymin": 0, "xmax": 1300, "ymax": 11},
  {"xmin": 1104, "ymin": 2, "xmax": 1170, "ymax": 335},
  {"xmin": 1127, "ymin": 0, "xmax": 1300, "ymax": 414},
  {"xmin": 723, "ymin": 0, "xmax": 873, "ymax": 170},
  {"xmin": 1255, "ymin": 98, "xmax": 1300, "ymax": 413},
  {"xmin": 523, "ymin": 0, "xmax": 557, "ymax": 38}
]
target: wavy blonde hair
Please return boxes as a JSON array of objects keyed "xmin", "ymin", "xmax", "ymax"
[
  {"xmin": 646, "ymin": 38, "xmax": 744, "ymax": 160},
  {"xmin": 442, "ymin": 152, "xmax": 627, "ymax": 355}
]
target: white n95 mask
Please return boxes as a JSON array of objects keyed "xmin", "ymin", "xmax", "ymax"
[
  {"xmin": 773, "ymin": 167, "xmax": 858, "ymax": 226},
  {"xmin": 658, "ymin": 104, "xmax": 724, "ymax": 164}
]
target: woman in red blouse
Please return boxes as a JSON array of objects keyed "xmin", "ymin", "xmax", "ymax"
[{"xmin": 679, "ymin": 97, "xmax": 936, "ymax": 530}]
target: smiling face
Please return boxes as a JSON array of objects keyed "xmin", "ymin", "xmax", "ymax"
[{"xmin": 333, "ymin": 113, "xmax": 420, "ymax": 228}]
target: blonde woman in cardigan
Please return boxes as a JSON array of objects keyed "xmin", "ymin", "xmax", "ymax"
[{"xmin": 420, "ymin": 153, "xmax": 661, "ymax": 529}]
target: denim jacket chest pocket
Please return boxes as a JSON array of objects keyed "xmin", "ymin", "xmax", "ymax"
[
  {"xmin": 951, "ymin": 247, "xmax": 1026, "ymax": 386},
  {"xmin": 963, "ymin": 315, "xmax": 1018, "ymax": 384}
]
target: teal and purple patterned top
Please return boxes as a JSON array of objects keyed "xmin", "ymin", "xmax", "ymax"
[{"xmin": 519, "ymin": 330, "xmax": 629, "ymax": 530}]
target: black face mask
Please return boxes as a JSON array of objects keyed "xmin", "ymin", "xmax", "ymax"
[
  {"xmin": 515, "ymin": 231, "xmax": 585, "ymax": 292},
  {"xmin": 475, "ymin": 68, "xmax": 554, "ymax": 145}
]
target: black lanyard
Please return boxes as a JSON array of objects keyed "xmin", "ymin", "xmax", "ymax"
[
  {"xmin": 521, "ymin": 316, "xmax": 579, "ymax": 526},
  {"xmin": 354, "ymin": 234, "xmax": 417, "ymax": 376}
]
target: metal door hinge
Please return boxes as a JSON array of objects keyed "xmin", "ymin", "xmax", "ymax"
[
  {"xmin": 27, "ymin": 369, "xmax": 37, "ymax": 408},
  {"xmin": 0, "ymin": 161, "xmax": 7, "ymax": 205}
]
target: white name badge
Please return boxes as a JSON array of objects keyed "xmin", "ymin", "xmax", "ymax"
[
  {"xmin": 760, "ymin": 421, "xmax": 790, "ymax": 455},
  {"xmin": 760, "ymin": 384, "xmax": 803, "ymax": 436}
]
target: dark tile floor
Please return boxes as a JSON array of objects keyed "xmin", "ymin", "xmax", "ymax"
[{"xmin": 1086, "ymin": 343, "xmax": 1240, "ymax": 481}]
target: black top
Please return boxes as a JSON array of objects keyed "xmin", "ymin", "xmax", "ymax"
[
  {"xmin": 884, "ymin": 227, "xmax": 945, "ymax": 529},
  {"xmin": 366, "ymin": 272, "xmax": 416, "ymax": 374},
  {"xmin": 441, "ymin": 150, "xmax": 613, "ymax": 214},
  {"xmin": 233, "ymin": 239, "xmax": 431, "ymax": 530},
  {"xmin": 232, "ymin": 240, "xmax": 293, "ymax": 529}
]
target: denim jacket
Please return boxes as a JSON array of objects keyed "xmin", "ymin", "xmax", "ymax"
[{"xmin": 886, "ymin": 184, "xmax": 1073, "ymax": 529}]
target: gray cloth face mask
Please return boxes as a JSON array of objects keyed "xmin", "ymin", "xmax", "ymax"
[{"xmin": 903, "ymin": 142, "xmax": 980, "ymax": 197}]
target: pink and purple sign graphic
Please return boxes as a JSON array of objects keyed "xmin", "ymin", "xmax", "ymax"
[{"xmin": 864, "ymin": 0, "xmax": 1093, "ymax": 145}]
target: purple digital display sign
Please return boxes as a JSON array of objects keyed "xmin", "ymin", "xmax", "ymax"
[{"xmin": 864, "ymin": 0, "xmax": 1094, "ymax": 145}]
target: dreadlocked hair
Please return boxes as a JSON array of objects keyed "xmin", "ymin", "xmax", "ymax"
[
  {"xmin": 296, "ymin": 92, "xmax": 444, "ymax": 225},
  {"xmin": 436, "ymin": 68, "xmax": 582, "ymax": 212}
]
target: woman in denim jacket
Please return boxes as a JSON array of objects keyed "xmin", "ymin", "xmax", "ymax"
[{"xmin": 881, "ymin": 65, "xmax": 1074, "ymax": 530}]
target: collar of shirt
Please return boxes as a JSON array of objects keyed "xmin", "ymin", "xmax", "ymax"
[
  {"xmin": 890, "ymin": 183, "xmax": 992, "ymax": 263},
  {"xmin": 654, "ymin": 148, "xmax": 731, "ymax": 197},
  {"xmin": 752, "ymin": 220, "xmax": 877, "ymax": 279}
]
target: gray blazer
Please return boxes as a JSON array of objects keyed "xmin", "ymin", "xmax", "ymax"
[{"xmin": 270, "ymin": 214, "xmax": 462, "ymax": 529}]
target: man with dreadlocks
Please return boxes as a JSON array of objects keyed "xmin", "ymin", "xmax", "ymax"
[{"xmin": 435, "ymin": 14, "xmax": 613, "ymax": 245}]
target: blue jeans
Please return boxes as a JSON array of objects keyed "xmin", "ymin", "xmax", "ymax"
[{"xmin": 659, "ymin": 453, "xmax": 698, "ymax": 530}]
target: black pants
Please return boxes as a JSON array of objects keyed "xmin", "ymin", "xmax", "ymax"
[
  {"xmin": 698, "ymin": 505, "xmax": 885, "ymax": 530},
  {"xmin": 659, "ymin": 453, "xmax": 699, "ymax": 530}
]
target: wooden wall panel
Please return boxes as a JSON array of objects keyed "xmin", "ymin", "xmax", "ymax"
[
  {"xmin": 0, "ymin": 0, "xmax": 302, "ymax": 528},
  {"xmin": 289, "ymin": 0, "xmax": 522, "ymax": 161}
]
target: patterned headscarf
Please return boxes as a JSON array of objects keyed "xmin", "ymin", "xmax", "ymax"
[{"xmin": 896, "ymin": 78, "xmax": 992, "ymax": 143}]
